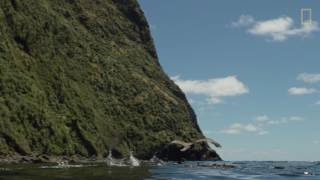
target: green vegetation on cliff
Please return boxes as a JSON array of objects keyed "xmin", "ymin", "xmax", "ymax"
[{"xmin": 0, "ymin": 0, "xmax": 205, "ymax": 159}]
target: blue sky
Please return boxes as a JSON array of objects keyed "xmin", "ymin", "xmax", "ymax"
[{"xmin": 138, "ymin": 0, "xmax": 320, "ymax": 161}]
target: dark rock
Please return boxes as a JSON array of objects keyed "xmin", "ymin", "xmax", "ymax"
[
  {"xmin": 157, "ymin": 141, "xmax": 221, "ymax": 161},
  {"xmin": 274, "ymin": 166, "xmax": 285, "ymax": 169},
  {"xmin": 20, "ymin": 156, "xmax": 37, "ymax": 163},
  {"xmin": 198, "ymin": 163, "xmax": 237, "ymax": 169}
]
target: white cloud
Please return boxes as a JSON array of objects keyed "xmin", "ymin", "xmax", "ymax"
[
  {"xmin": 249, "ymin": 17, "xmax": 293, "ymax": 35},
  {"xmin": 233, "ymin": 15, "xmax": 319, "ymax": 42},
  {"xmin": 202, "ymin": 130, "xmax": 218, "ymax": 135},
  {"xmin": 258, "ymin": 131, "xmax": 269, "ymax": 135},
  {"xmin": 289, "ymin": 116, "xmax": 304, "ymax": 121},
  {"xmin": 255, "ymin": 115, "xmax": 304, "ymax": 125},
  {"xmin": 255, "ymin": 115, "xmax": 269, "ymax": 123},
  {"xmin": 171, "ymin": 75, "xmax": 249, "ymax": 105},
  {"xmin": 221, "ymin": 115, "xmax": 304, "ymax": 136},
  {"xmin": 315, "ymin": 101, "xmax": 320, "ymax": 105},
  {"xmin": 297, "ymin": 73, "xmax": 320, "ymax": 83},
  {"xmin": 232, "ymin": 15, "xmax": 255, "ymax": 27},
  {"xmin": 221, "ymin": 123, "xmax": 268, "ymax": 135},
  {"xmin": 206, "ymin": 97, "xmax": 223, "ymax": 105},
  {"xmin": 313, "ymin": 140, "xmax": 320, "ymax": 144},
  {"xmin": 288, "ymin": 87, "xmax": 317, "ymax": 95}
]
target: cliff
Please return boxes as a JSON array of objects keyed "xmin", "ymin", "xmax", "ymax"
[{"xmin": 0, "ymin": 0, "xmax": 219, "ymax": 161}]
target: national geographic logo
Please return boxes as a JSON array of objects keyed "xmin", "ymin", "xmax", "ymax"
[{"xmin": 301, "ymin": 8, "xmax": 312, "ymax": 25}]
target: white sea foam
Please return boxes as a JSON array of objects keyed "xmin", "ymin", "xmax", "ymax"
[
  {"xmin": 40, "ymin": 161, "xmax": 84, "ymax": 169},
  {"xmin": 128, "ymin": 151, "xmax": 140, "ymax": 167}
]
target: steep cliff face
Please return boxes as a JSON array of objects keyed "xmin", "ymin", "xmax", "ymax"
[{"xmin": 0, "ymin": 0, "xmax": 213, "ymax": 160}]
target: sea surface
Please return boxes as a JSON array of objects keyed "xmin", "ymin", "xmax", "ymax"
[{"xmin": 0, "ymin": 161, "xmax": 319, "ymax": 180}]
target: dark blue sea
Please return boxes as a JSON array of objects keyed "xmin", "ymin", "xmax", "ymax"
[{"xmin": 0, "ymin": 161, "xmax": 319, "ymax": 180}]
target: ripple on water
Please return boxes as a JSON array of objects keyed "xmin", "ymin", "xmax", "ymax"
[{"xmin": 0, "ymin": 161, "xmax": 319, "ymax": 180}]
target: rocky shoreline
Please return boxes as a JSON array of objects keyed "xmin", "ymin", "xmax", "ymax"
[
  {"xmin": 0, "ymin": 140, "xmax": 221, "ymax": 164},
  {"xmin": 157, "ymin": 139, "xmax": 222, "ymax": 162},
  {"xmin": 0, "ymin": 154, "xmax": 105, "ymax": 164}
]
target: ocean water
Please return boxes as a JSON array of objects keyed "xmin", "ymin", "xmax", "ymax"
[{"xmin": 0, "ymin": 161, "xmax": 319, "ymax": 180}]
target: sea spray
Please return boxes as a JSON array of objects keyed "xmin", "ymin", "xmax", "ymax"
[
  {"xmin": 128, "ymin": 151, "xmax": 140, "ymax": 167},
  {"xmin": 106, "ymin": 150, "xmax": 115, "ymax": 166},
  {"xmin": 149, "ymin": 155, "xmax": 165, "ymax": 166},
  {"xmin": 40, "ymin": 161, "xmax": 84, "ymax": 169}
]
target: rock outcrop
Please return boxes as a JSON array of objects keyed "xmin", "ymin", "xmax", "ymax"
[
  {"xmin": 0, "ymin": 0, "xmax": 220, "ymax": 161},
  {"xmin": 157, "ymin": 141, "xmax": 221, "ymax": 161}
]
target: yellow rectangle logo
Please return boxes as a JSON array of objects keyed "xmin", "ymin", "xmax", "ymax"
[{"xmin": 301, "ymin": 8, "xmax": 312, "ymax": 25}]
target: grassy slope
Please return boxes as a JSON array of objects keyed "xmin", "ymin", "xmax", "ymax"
[{"xmin": 0, "ymin": 0, "xmax": 204, "ymax": 159}]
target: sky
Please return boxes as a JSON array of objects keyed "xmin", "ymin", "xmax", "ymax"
[{"xmin": 138, "ymin": 0, "xmax": 320, "ymax": 161}]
